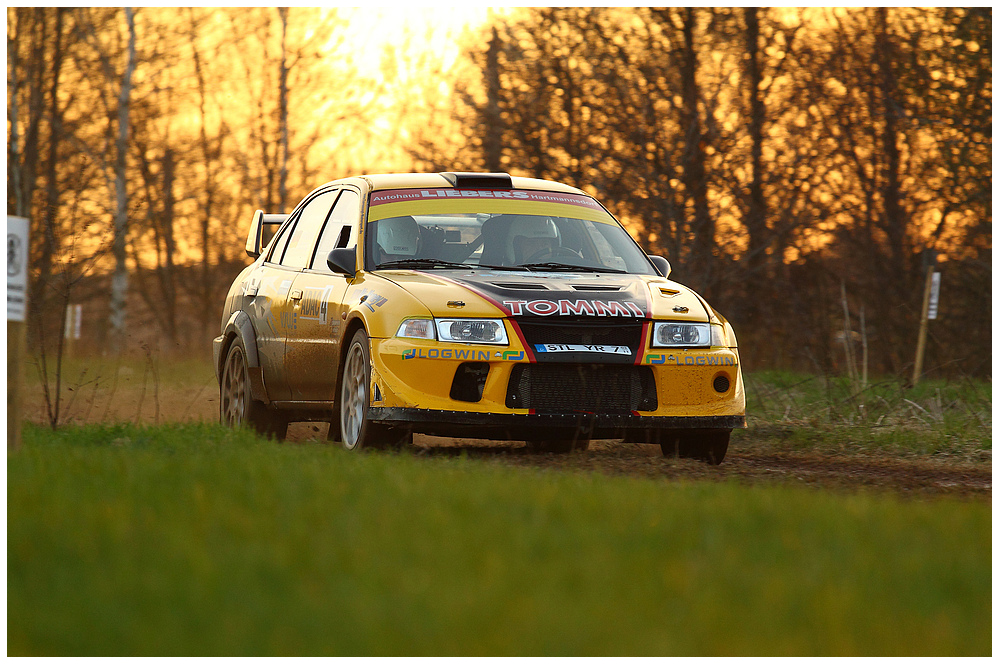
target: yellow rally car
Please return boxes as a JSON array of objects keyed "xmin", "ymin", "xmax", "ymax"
[{"xmin": 214, "ymin": 172, "xmax": 745, "ymax": 463}]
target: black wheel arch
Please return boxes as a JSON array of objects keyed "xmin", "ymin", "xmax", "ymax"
[
  {"xmin": 220, "ymin": 310, "xmax": 268, "ymax": 404},
  {"xmin": 337, "ymin": 315, "xmax": 368, "ymax": 390}
]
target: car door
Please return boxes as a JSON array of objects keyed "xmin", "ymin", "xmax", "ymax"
[
  {"xmin": 285, "ymin": 188, "xmax": 362, "ymax": 401},
  {"xmin": 248, "ymin": 213, "xmax": 301, "ymax": 403}
]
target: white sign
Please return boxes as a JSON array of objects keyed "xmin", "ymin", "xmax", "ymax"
[
  {"xmin": 927, "ymin": 272, "xmax": 941, "ymax": 320},
  {"xmin": 7, "ymin": 216, "xmax": 29, "ymax": 322},
  {"xmin": 65, "ymin": 304, "xmax": 82, "ymax": 340}
]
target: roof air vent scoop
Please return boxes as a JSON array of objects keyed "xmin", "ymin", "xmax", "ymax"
[{"xmin": 440, "ymin": 172, "xmax": 513, "ymax": 189}]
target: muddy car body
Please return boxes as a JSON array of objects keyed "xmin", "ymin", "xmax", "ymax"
[{"xmin": 215, "ymin": 172, "xmax": 745, "ymax": 462}]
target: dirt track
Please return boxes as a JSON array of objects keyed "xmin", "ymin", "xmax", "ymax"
[
  {"xmin": 286, "ymin": 426, "xmax": 992, "ymax": 501},
  {"xmin": 25, "ymin": 370, "xmax": 991, "ymax": 502}
]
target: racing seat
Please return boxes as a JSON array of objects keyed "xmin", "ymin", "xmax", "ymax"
[
  {"xmin": 375, "ymin": 215, "xmax": 420, "ymax": 265},
  {"xmin": 479, "ymin": 214, "xmax": 522, "ymax": 266}
]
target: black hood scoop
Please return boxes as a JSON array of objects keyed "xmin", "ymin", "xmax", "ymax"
[{"xmin": 491, "ymin": 282, "xmax": 549, "ymax": 291}]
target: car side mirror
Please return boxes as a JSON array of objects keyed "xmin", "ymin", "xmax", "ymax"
[
  {"xmin": 245, "ymin": 210, "xmax": 287, "ymax": 259},
  {"xmin": 245, "ymin": 210, "xmax": 265, "ymax": 258},
  {"xmin": 649, "ymin": 255, "xmax": 671, "ymax": 279},
  {"xmin": 327, "ymin": 247, "xmax": 357, "ymax": 275}
]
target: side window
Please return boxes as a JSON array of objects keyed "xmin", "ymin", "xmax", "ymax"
[
  {"xmin": 266, "ymin": 215, "xmax": 296, "ymax": 264},
  {"xmin": 280, "ymin": 190, "xmax": 339, "ymax": 269},
  {"xmin": 311, "ymin": 189, "xmax": 361, "ymax": 270}
]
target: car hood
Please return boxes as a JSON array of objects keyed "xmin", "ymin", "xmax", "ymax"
[{"xmin": 375, "ymin": 269, "xmax": 713, "ymax": 321}]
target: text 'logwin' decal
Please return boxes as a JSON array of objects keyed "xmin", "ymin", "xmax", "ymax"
[
  {"xmin": 645, "ymin": 353, "xmax": 738, "ymax": 367},
  {"xmin": 403, "ymin": 348, "xmax": 493, "ymax": 361}
]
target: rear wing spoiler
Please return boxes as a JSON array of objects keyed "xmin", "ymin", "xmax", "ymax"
[{"xmin": 245, "ymin": 210, "xmax": 288, "ymax": 259}]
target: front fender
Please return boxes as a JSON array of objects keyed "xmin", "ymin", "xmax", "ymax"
[
  {"xmin": 343, "ymin": 274, "xmax": 434, "ymax": 339},
  {"xmin": 218, "ymin": 310, "xmax": 270, "ymax": 404}
]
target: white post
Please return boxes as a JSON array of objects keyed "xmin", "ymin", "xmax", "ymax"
[
  {"xmin": 911, "ymin": 261, "xmax": 938, "ymax": 386},
  {"xmin": 7, "ymin": 216, "xmax": 30, "ymax": 451}
]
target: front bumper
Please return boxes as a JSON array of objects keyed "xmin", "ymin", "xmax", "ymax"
[
  {"xmin": 368, "ymin": 407, "xmax": 745, "ymax": 441},
  {"xmin": 212, "ymin": 335, "xmax": 225, "ymax": 382},
  {"xmin": 372, "ymin": 336, "xmax": 747, "ymax": 417}
]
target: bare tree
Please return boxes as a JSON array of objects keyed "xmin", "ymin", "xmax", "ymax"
[
  {"xmin": 278, "ymin": 7, "xmax": 290, "ymax": 211},
  {"xmin": 107, "ymin": 8, "xmax": 137, "ymax": 354}
]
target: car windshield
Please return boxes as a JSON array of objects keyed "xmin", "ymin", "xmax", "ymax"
[{"xmin": 365, "ymin": 188, "xmax": 655, "ymax": 274}]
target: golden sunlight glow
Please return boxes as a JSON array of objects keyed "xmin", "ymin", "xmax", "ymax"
[{"xmin": 335, "ymin": 6, "xmax": 491, "ymax": 78}]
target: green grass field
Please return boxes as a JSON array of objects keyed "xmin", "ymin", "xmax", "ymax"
[
  {"xmin": 26, "ymin": 354, "xmax": 992, "ymax": 458},
  {"xmin": 8, "ymin": 422, "xmax": 991, "ymax": 656},
  {"xmin": 742, "ymin": 371, "xmax": 992, "ymax": 460}
]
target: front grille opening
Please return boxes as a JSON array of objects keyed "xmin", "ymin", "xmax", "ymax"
[
  {"xmin": 506, "ymin": 364, "xmax": 657, "ymax": 412},
  {"xmin": 713, "ymin": 374, "xmax": 731, "ymax": 393},
  {"xmin": 450, "ymin": 362, "xmax": 490, "ymax": 402},
  {"xmin": 516, "ymin": 318, "xmax": 642, "ymax": 348}
]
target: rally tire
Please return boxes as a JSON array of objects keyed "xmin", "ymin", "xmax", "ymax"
[
  {"xmin": 339, "ymin": 329, "xmax": 409, "ymax": 451},
  {"xmin": 526, "ymin": 438, "xmax": 591, "ymax": 454},
  {"xmin": 659, "ymin": 429, "xmax": 730, "ymax": 465},
  {"xmin": 220, "ymin": 337, "xmax": 288, "ymax": 440}
]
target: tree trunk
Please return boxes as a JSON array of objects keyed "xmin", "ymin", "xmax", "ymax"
[
  {"xmin": 869, "ymin": 7, "xmax": 908, "ymax": 373},
  {"xmin": 278, "ymin": 7, "xmax": 290, "ymax": 211},
  {"xmin": 189, "ymin": 9, "xmax": 217, "ymax": 344},
  {"xmin": 160, "ymin": 147, "xmax": 178, "ymax": 347},
  {"xmin": 7, "ymin": 10, "xmax": 24, "ymax": 216},
  {"xmin": 108, "ymin": 7, "xmax": 137, "ymax": 355},
  {"xmin": 876, "ymin": 7, "xmax": 907, "ymax": 280},
  {"xmin": 678, "ymin": 8, "xmax": 713, "ymax": 297},
  {"xmin": 484, "ymin": 26, "xmax": 503, "ymax": 173},
  {"xmin": 7, "ymin": 8, "xmax": 46, "ymax": 219},
  {"xmin": 40, "ymin": 8, "xmax": 66, "ymax": 293},
  {"xmin": 743, "ymin": 7, "xmax": 768, "ymax": 323},
  {"xmin": 21, "ymin": 9, "xmax": 46, "ymax": 220}
]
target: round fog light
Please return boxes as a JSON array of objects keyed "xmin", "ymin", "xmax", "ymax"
[{"xmin": 713, "ymin": 374, "xmax": 731, "ymax": 393}]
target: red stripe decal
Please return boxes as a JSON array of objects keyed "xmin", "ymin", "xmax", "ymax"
[
  {"xmin": 418, "ymin": 271, "xmax": 511, "ymax": 314},
  {"xmin": 635, "ymin": 321, "xmax": 651, "ymax": 365},
  {"xmin": 508, "ymin": 319, "xmax": 536, "ymax": 362},
  {"xmin": 412, "ymin": 271, "xmax": 534, "ymax": 362}
]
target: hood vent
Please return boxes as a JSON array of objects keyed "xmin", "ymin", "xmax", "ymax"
[
  {"xmin": 441, "ymin": 172, "xmax": 513, "ymax": 189},
  {"xmin": 658, "ymin": 287, "xmax": 681, "ymax": 296},
  {"xmin": 492, "ymin": 282, "xmax": 549, "ymax": 290},
  {"xmin": 572, "ymin": 285, "xmax": 621, "ymax": 292}
]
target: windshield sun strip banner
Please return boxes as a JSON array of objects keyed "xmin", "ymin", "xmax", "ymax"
[
  {"xmin": 370, "ymin": 188, "xmax": 605, "ymax": 209},
  {"xmin": 368, "ymin": 189, "xmax": 617, "ymax": 225}
]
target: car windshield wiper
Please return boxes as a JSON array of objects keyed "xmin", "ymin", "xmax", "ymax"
[
  {"xmin": 377, "ymin": 258, "xmax": 471, "ymax": 270},
  {"xmin": 519, "ymin": 262, "xmax": 627, "ymax": 274},
  {"xmin": 474, "ymin": 263, "xmax": 530, "ymax": 271}
]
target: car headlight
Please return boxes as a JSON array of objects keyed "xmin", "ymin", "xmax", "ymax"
[
  {"xmin": 651, "ymin": 321, "xmax": 712, "ymax": 348},
  {"xmin": 723, "ymin": 322, "xmax": 737, "ymax": 347},
  {"xmin": 711, "ymin": 323, "xmax": 726, "ymax": 347},
  {"xmin": 396, "ymin": 318, "xmax": 435, "ymax": 340},
  {"xmin": 435, "ymin": 318, "xmax": 508, "ymax": 345}
]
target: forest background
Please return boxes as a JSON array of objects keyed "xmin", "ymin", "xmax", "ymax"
[{"xmin": 6, "ymin": 7, "xmax": 992, "ymax": 380}]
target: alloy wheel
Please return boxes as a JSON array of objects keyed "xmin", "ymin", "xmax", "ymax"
[
  {"xmin": 341, "ymin": 340, "xmax": 368, "ymax": 449},
  {"xmin": 221, "ymin": 345, "xmax": 248, "ymax": 427}
]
